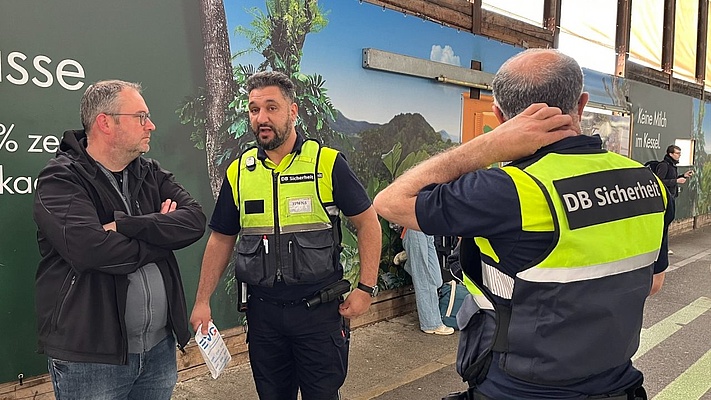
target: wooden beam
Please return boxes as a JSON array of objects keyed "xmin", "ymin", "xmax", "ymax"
[
  {"xmin": 363, "ymin": 0, "xmax": 471, "ymax": 30},
  {"xmin": 363, "ymin": 0, "xmax": 553, "ymax": 49},
  {"xmin": 627, "ymin": 60, "xmax": 671, "ymax": 89},
  {"xmin": 480, "ymin": 10, "xmax": 553, "ymax": 49}
]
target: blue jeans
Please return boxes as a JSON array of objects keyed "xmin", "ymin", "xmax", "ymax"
[
  {"xmin": 403, "ymin": 229, "xmax": 444, "ymax": 331},
  {"xmin": 48, "ymin": 335, "xmax": 177, "ymax": 400}
]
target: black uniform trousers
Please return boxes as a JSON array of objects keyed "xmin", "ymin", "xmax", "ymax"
[{"xmin": 246, "ymin": 294, "xmax": 349, "ymax": 400}]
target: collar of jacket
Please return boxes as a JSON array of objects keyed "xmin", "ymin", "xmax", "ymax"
[
  {"xmin": 59, "ymin": 129, "xmax": 146, "ymax": 180},
  {"xmin": 663, "ymin": 154, "xmax": 678, "ymax": 165},
  {"xmin": 509, "ymin": 134, "xmax": 604, "ymax": 169}
]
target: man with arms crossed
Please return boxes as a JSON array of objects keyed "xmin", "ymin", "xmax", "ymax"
[
  {"xmin": 375, "ymin": 49, "xmax": 671, "ymax": 400},
  {"xmin": 34, "ymin": 80, "xmax": 206, "ymax": 399}
]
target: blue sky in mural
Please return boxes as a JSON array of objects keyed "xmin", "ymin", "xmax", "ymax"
[{"xmin": 225, "ymin": 0, "xmax": 520, "ymax": 139}]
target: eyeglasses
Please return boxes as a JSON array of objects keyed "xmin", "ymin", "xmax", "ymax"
[{"xmin": 105, "ymin": 111, "xmax": 151, "ymax": 126}]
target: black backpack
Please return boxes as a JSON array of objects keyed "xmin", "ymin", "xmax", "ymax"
[{"xmin": 644, "ymin": 160, "xmax": 660, "ymax": 173}]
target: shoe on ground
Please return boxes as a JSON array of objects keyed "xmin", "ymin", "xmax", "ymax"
[
  {"xmin": 668, "ymin": 249, "xmax": 674, "ymax": 255},
  {"xmin": 393, "ymin": 251, "xmax": 408, "ymax": 265},
  {"xmin": 423, "ymin": 325, "xmax": 455, "ymax": 335}
]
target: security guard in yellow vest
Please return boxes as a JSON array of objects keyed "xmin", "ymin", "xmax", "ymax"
[
  {"xmin": 374, "ymin": 49, "xmax": 672, "ymax": 400},
  {"xmin": 191, "ymin": 71, "xmax": 381, "ymax": 400}
]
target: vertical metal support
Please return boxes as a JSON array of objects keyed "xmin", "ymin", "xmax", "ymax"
[
  {"xmin": 469, "ymin": 60, "xmax": 482, "ymax": 100},
  {"xmin": 471, "ymin": 0, "xmax": 482, "ymax": 35},
  {"xmin": 661, "ymin": 0, "xmax": 675, "ymax": 81},
  {"xmin": 543, "ymin": 0, "xmax": 562, "ymax": 48},
  {"xmin": 695, "ymin": 0, "xmax": 708, "ymax": 85},
  {"xmin": 615, "ymin": 0, "xmax": 632, "ymax": 77}
]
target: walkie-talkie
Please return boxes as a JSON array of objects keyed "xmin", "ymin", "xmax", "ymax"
[{"xmin": 304, "ymin": 279, "xmax": 351, "ymax": 309}]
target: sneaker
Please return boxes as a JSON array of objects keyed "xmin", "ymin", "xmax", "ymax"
[
  {"xmin": 393, "ymin": 251, "xmax": 408, "ymax": 265},
  {"xmin": 423, "ymin": 325, "xmax": 455, "ymax": 335},
  {"xmin": 668, "ymin": 249, "xmax": 674, "ymax": 255}
]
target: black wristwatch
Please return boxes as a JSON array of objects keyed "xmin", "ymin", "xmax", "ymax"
[{"xmin": 357, "ymin": 282, "xmax": 379, "ymax": 297}]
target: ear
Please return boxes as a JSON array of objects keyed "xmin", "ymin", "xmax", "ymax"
[
  {"xmin": 492, "ymin": 104, "xmax": 506, "ymax": 124},
  {"xmin": 577, "ymin": 92, "xmax": 589, "ymax": 118},
  {"xmin": 290, "ymin": 102, "xmax": 298, "ymax": 120},
  {"xmin": 95, "ymin": 113, "xmax": 114, "ymax": 135}
]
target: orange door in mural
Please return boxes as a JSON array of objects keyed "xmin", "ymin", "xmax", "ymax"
[{"xmin": 461, "ymin": 93, "xmax": 500, "ymax": 143}]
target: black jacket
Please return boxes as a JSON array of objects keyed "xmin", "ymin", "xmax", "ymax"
[
  {"xmin": 655, "ymin": 155, "xmax": 681, "ymax": 198},
  {"xmin": 33, "ymin": 130, "xmax": 206, "ymax": 364}
]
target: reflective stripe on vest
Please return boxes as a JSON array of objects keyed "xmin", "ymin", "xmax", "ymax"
[
  {"xmin": 465, "ymin": 151, "xmax": 667, "ymax": 385},
  {"xmin": 462, "ymin": 273, "xmax": 494, "ymax": 311}
]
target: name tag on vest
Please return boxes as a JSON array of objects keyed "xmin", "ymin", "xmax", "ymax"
[
  {"xmin": 289, "ymin": 197, "xmax": 313, "ymax": 214},
  {"xmin": 553, "ymin": 168, "xmax": 665, "ymax": 230}
]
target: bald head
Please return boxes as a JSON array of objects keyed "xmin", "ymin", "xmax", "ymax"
[{"xmin": 492, "ymin": 49, "xmax": 584, "ymax": 120}]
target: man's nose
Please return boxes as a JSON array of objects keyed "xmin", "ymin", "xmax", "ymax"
[
  {"xmin": 145, "ymin": 117, "xmax": 156, "ymax": 130},
  {"xmin": 255, "ymin": 109, "xmax": 270, "ymax": 123}
]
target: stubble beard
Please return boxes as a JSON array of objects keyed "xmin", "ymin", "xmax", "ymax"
[{"xmin": 254, "ymin": 117, "xmax": 292, "ymax": 151}]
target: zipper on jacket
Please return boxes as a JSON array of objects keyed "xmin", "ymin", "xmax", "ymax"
[
  {"xmin": 140, "ymin": 267, "xmax": 152, "ymax": 352},
  {"xmin": 130, "ymin": 167, "xmax": 149, "ymax": 215},
  {"xmin": 116, "ymin": 281, "xmax": 129, "ymax": 365},
  {"xmin": 272, "ymin": 172, "xmax": 282, "ymax": 282},
  {"xmin": 165, "ymin": 289, "xmax": 188, "ymax": 353},
  {"xmin": 97, "ymin": 164, "xmax": 131, "ymax": 215}
]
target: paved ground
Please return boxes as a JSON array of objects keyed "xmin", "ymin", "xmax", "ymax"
[{"xmin": 173, "ymin": 227, "xmax": 711, "ymax": 400}]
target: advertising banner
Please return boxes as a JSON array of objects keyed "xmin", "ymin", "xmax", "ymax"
[
  {"xmin": 629, "ymin": 81, "xmax": 693, "ymax": 163},
  {"xmin": 0, "ymin": 0, "xmax": 209, "ymax": 383}
]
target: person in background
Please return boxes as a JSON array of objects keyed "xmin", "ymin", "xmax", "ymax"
[
  {"xmin": 402, "ymin": 228, "xmax": 454, "ymax": 335},
  {"xmin": 190, "ymin": 71, "xmax": 381, "ymax": 400},
  {"xmin": 33, "ymin": 80, "xmax": 206, "ymax": 399},
  {"xmin": 374, "ymin": 49, "xmax": 672, "ymax": 400},
  {"xmin": 654, "ymin": 144, "xmax": 693, "ymax": 255}
]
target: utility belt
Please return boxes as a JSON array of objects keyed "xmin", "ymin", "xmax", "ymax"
[
  {"xmin": 442, "ymin": 378, "xmax": 647, "ymax": 400},
  {"xmin": 251, "ymin": 279, "xmax": 351, "ymax": 310}
]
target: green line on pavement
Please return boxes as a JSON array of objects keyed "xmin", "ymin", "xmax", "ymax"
[
  {"xmin": 667, "ymin": 249, "xmax": 711, "ymax": 272},
  {"xmin": 633, "ymin": 297, "xmax": 711, "ymax": 361},
  {"xmin": 652, "ymin": 348, "xmax": 711, "ymax": 400}
]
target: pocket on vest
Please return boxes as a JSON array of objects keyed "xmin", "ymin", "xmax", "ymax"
[
  {"xmin": 235, "ymin": 235, "xmax": 270, "ymax": 285},
  {"xmin": 285, "ymin": 230, "xmax": 336, "ymax": 284},
  {"xmin": 456, "ymin": 295, "xmax": 496, "ymax": 379}
]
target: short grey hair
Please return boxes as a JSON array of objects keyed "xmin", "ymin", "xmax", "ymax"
[
  {"xmin": 80, "ymin": 80, "xmax": 142, "ymax": 131},
  {"xmin": 246, "ymin": 71, "xmax": 296, "ymax": 103},
  {"xmin": 492, "ymin": 49, "xmax": 583, "ymax": 120}
]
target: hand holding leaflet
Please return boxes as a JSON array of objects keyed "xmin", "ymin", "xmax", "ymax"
[{"xmin": 195, "ymin": 321, "xmax": 232, "ymax": 379}]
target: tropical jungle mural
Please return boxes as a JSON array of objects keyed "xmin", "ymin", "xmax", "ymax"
[{"xmin": 176, "ymin": 0, "xmax": 520, "ymax": 295}]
